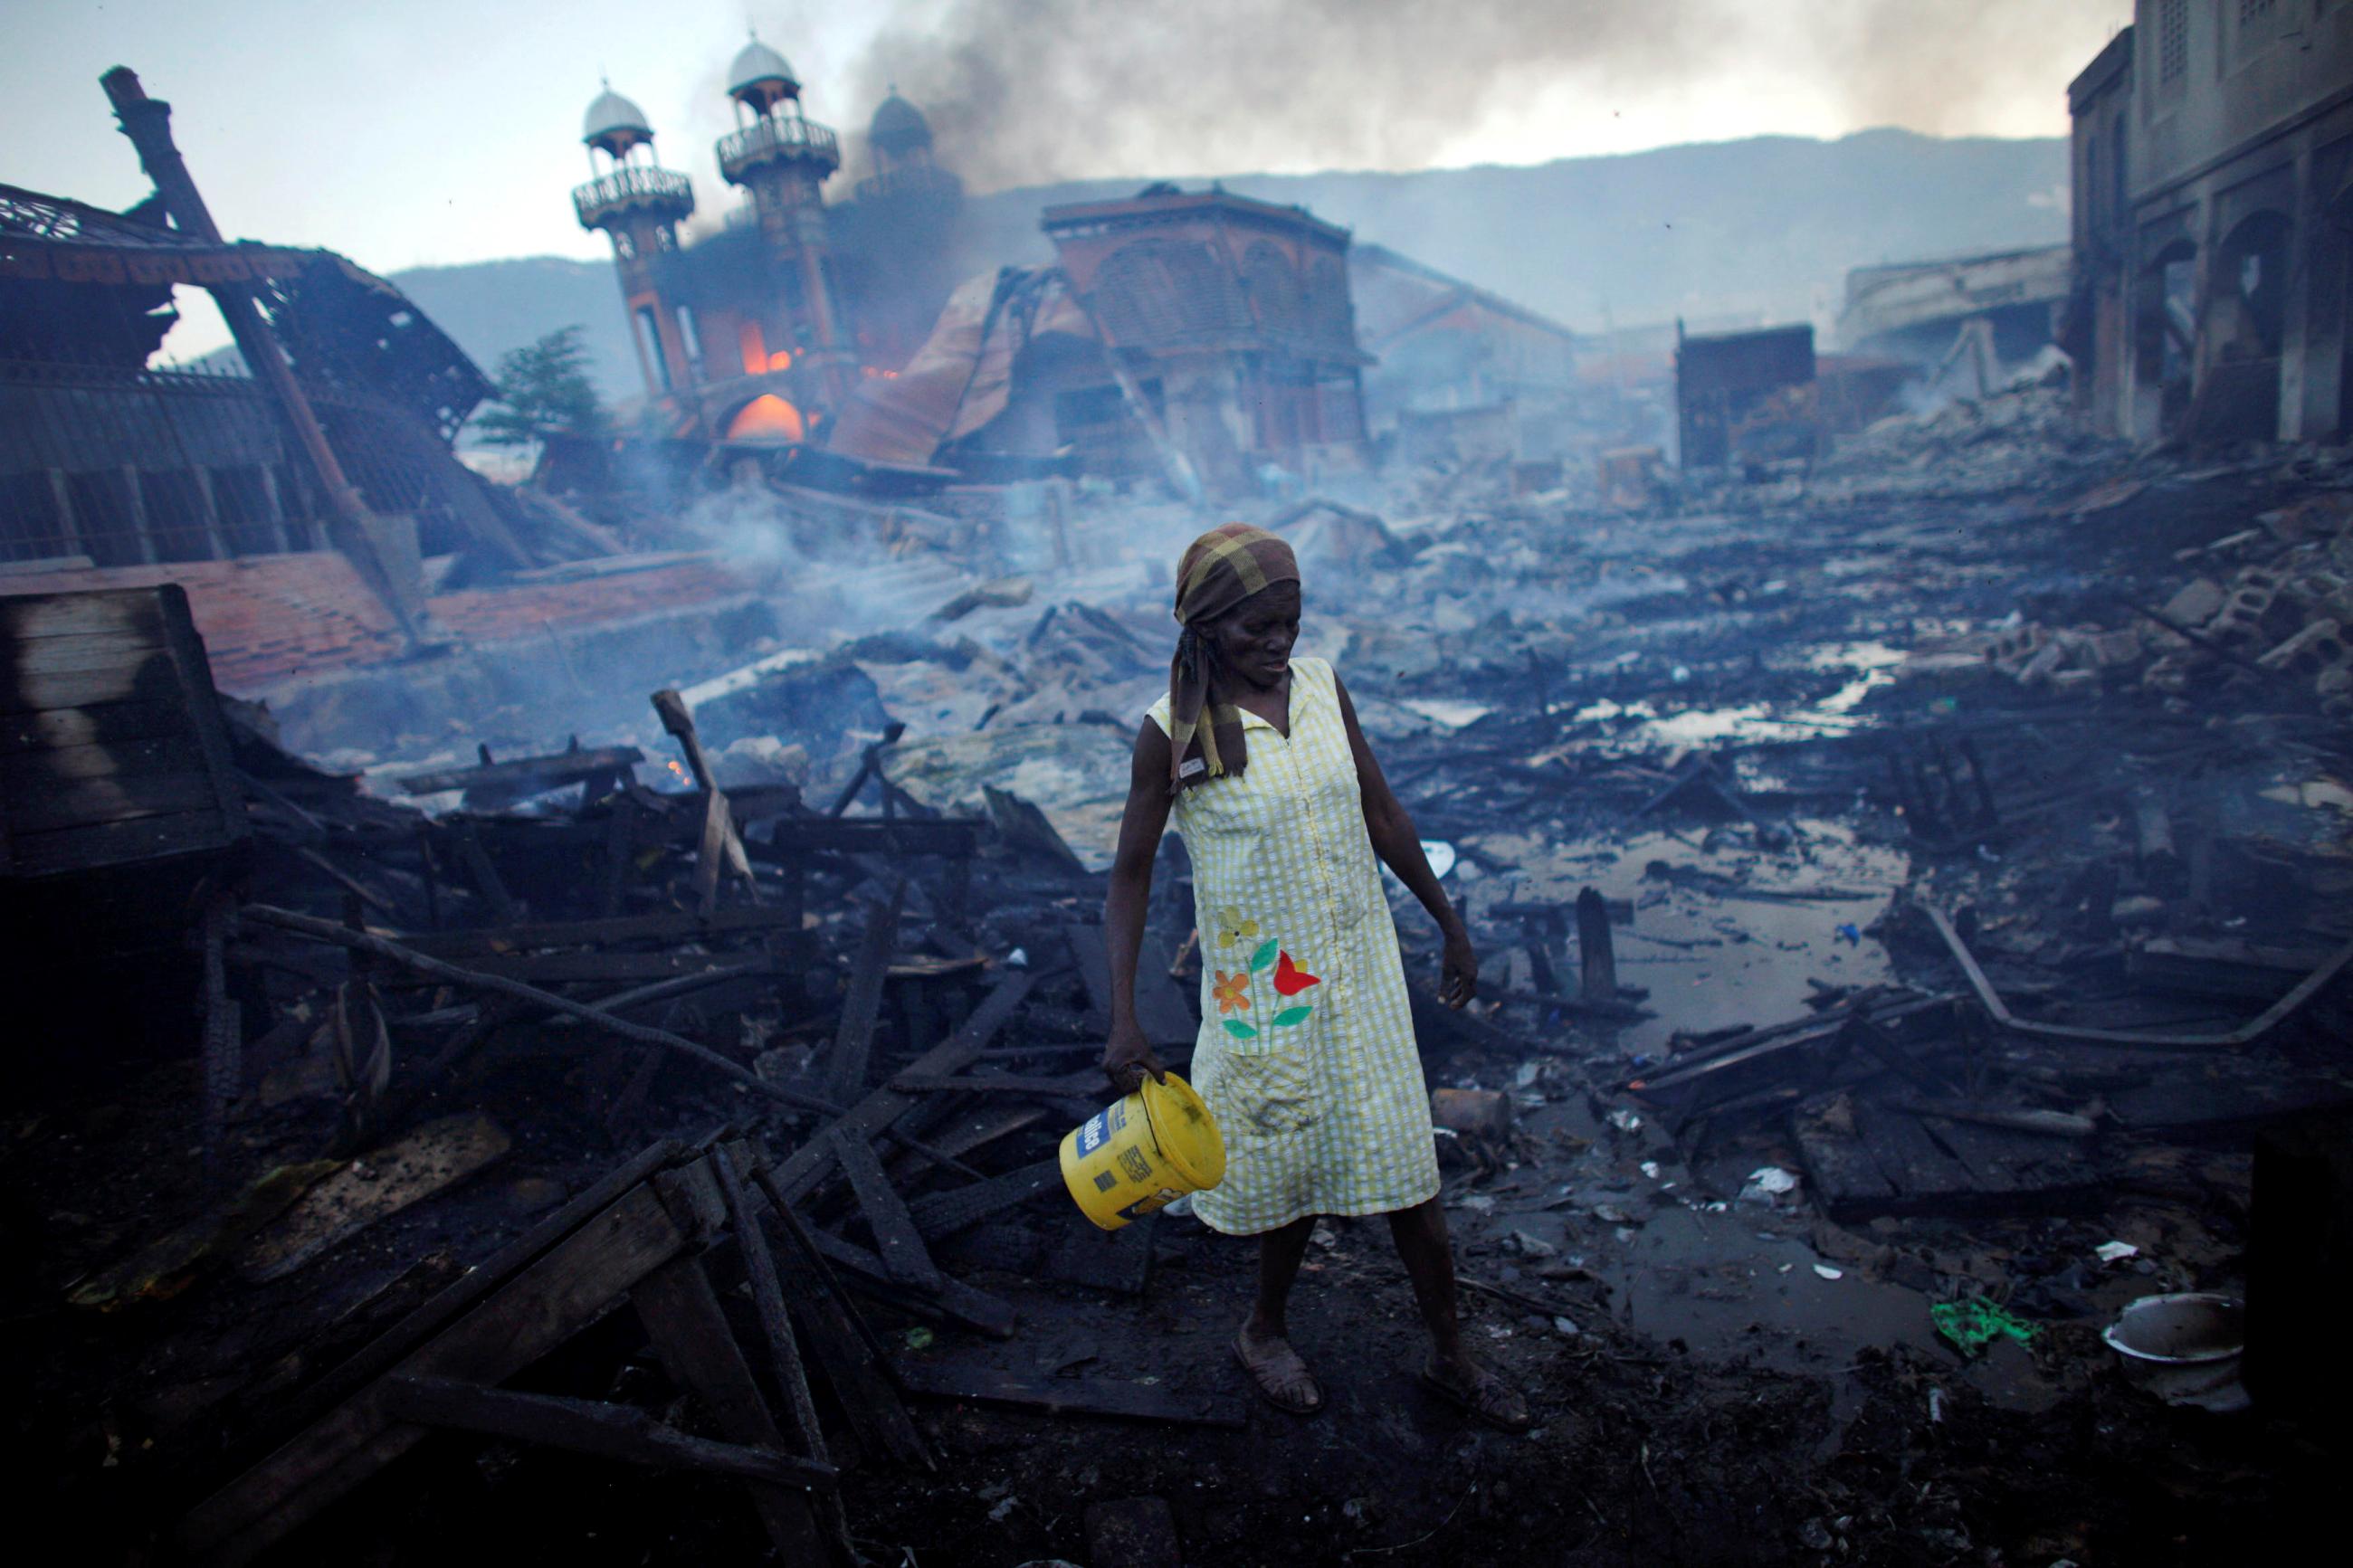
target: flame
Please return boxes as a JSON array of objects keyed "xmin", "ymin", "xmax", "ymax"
[
  {"xmin": 666, "ymin": 759, "xmax": 688, "ymax": 782},
  {"xmin": 725, "ymin": 394, "xmax": 805, "ymax": 442}
]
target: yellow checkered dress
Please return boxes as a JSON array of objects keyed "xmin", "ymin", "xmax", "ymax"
[{"xmin": 1147, "ymin": 658, "xmax": 1441, "ymax": 1235}]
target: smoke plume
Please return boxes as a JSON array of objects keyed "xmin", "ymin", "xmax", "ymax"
[{"xmin": 838, "ymin": 0, "xmax": 2124, "ymax": 191}]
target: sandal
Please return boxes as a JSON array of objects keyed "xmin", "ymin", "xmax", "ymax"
[
  {"xmin": 1233, "ymin": 1331, "xmax": 1324, "ymax": 1415},
  {"xmin": 1417, "ymin": 1362, "xmax": 1531, "ymax": 1432}
]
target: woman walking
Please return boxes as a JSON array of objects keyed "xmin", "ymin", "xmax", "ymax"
[{"xmin": 1100, "ymin": 522, "xmax": 1529, "ymax": 1430}]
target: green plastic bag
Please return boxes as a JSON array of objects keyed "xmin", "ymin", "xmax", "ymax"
[{"xmin": 1930, "ymin": 1297, "xmax": 2036, "ymax": 1356}]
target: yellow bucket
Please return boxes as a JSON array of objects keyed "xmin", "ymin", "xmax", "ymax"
[{"xmin": 1059, "ymin": 1071, "xmax": 1226, "ymax": 1231}]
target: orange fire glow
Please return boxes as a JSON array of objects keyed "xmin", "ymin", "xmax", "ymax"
[
  {"xmin": 724, "ymin": 394, "xmax": 805, "ymax": 443},
  {"xmin": 767, "ymin": 348, "xmax": 794, "ymax": 372}
]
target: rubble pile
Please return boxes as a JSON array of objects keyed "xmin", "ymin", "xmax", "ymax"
[{"xmin": 6, "ymin": 376, "xmax": 2352, "ymax": 1564}]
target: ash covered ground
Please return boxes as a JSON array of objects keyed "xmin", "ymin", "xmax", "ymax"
[{"xmin": 6, "ymin": 385, "xmax": 2351, "ymax": 1566}]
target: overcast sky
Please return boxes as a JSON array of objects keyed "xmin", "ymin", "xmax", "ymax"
[{"xmin": 7, "ymin": 0, "xmax": 2127, "ymax": 359}]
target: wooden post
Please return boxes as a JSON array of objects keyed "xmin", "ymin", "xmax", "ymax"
[{"xmin": 1577, "ymin": 887, "xmax": 1617, "ymax": 1009}]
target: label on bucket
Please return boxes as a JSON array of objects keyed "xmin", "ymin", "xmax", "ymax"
[
  {"xmin": 1109, "ymin": 1100, "xmax": 1128, "ymax": 1133},
  {"xmin": 1119, "ymin": 1186, "xmax": 1183, "ymax": 1220},
  {"xmin": 1118, "ymin": 1145, "xmax": 1153, "ymax": 1183},
  {"xmin": 1078, "ymin": 1113, "xmax": 1108, "ymax": 1155}
]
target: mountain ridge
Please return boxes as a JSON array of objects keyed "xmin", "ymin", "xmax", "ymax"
[{"xmin": 386, "ymin": 127, "xmax": 2068, "ymax": 404}]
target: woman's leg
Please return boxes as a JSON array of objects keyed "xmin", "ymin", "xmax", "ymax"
[
  {"xmin": 1388, "ymin": 1196, "xmax": 1530, "ymax": 1430},
  {"xmin": 1234, "ymin": 1213, "xmax": 1322, "ymax": 1411},
  {"xmin": 1387, "ymin": 1196, "xmax": 1465, "ymax": 1361}
]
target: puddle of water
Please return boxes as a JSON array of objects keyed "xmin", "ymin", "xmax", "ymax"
[
  {"xmin": 2261, "ymin": 778, "xmax": 2353, "ymax": 813},
  {"xmin": 1802, "ymin": 641, "xmax": 1909, "ymax": 673},
  {"xmin": 1400, "ymin": 698, "xmax": 1494, "ymax": 729},
  {"xmin": 1561, "ymin": 687, "xmax": 1888, "ymax": 753},
  {"xmin": 1468, "ymin": 823, "xmax": 1909, "ymax": 1054},
  {"xmin": 1598, "ymin": 1206, "xmax": 1939, "ymax": 1378}
]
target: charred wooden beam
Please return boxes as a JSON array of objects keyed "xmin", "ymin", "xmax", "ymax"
[{"xmin": 378, "ymin": 1373, "xmax": 836, "ymax": 1489}]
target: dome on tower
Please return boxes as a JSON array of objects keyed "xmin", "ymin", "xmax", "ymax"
[
  {"xmin": 582, "ymin": 87, "xmax": 654, "ymax": 150},
  {"xmin": 728, "ymin": 40, "xmax": 799, "ymax": 106},
  {"xmin": 869, "ymin": 90, "xmax": 932, "ymax": 157}
]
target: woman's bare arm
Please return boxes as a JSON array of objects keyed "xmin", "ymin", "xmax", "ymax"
[
  {"xmin": 1102, "ymin": 718, "xmax": 1176, "ymax": 1091},
  {"xmin": 1335, "ymin": 673, "xmax": 1478, "ymax": 1008}
]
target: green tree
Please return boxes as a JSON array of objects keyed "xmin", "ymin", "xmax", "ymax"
[{"xmin": 474, "ymin": 325, "xmax": 607, "ymax": 445}]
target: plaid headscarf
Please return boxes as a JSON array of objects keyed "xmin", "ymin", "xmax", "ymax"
[{"xmin": 1167, "ymin": 523, "xmax": 1300, "ymax": 796}]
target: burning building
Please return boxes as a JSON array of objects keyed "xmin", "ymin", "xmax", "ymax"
[
  {"xmin": 569, "ymin": 41, "xmax": 965, "ymax": 446},
  {"xmin": 2067, "ymin": 1, "xmax": 2353, "ymax": 443},
  {"xmin": 825, "ymin": 185, "xmax": 1373, "ymax": 499}
]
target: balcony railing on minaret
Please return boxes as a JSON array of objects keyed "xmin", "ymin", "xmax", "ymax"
[
  {"xmin": 717, "ymin": 116, "xmax": 841, "ymax": 185},
  {"xmin": 573, "ymin": 165, "xmax": 695, "ymax": 230}
]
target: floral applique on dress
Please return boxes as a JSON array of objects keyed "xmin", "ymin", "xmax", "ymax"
[{"xmin": 1215, "ymin": 926, "xmax": 1322, "ymax": 1038}]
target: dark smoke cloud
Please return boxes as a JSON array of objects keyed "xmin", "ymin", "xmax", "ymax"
[{"xmin": 839, "ymin": 0, "xmax": 2121, "ymax": 191}]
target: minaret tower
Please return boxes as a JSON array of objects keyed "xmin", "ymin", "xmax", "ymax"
[
  {"xmin": 573, "ymin": 84, "xmax": 698, "ymax": 405},
  {"xmin": 713, "ymin": 36, "xmax": 852, "ymax": 406}
]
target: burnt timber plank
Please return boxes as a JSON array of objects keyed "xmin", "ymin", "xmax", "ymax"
[
  {"xmin": 182, "ymin": 1182, "xmax": 694, "ymax": 1562},
  {"xmin": 730, "ymin": 1146, "xmax": 932, "ymax": 1469},
  {"xmin": 831, "ymin": 1130, "xmax": 944, "ymax": 1294},
  {"xmin": 1, "ymin": 698, "xmax": 187, "ymax": 755},
  {"xmin": 769, "ymin": 968, "xmax": 1035, "ymax": 1205},
  {"xmin": 400, "ymin": 905, "xmax": 803, "ymax": 958},
  {"xmin": 634, "ymin": 1254, "xmax": 844, "ymax": 1565},
  {"xmin": 751, "ymin": 817, "xmax": 984, "ymax": 857},
  {"xmin": 449, "ymin": 952, "xmax": 776, "ymax": 984},
  {"xmin": 1793, "ymin": 1106, "xmax": 1898, "ymax": 1219},
  {"xmin": 1853, "ymin": 1101, "xmax": 1986, "ymax": 1211},
  {"xmin": 6, "ymin": 632, "xmax": 174, "ymax": 674},
  {"xmin": 376, "ymin": 1373, "xmax": 836, "ymax": 1489},
  {"xmin": 395, "ymin": 746, "xmax": 644, "ymax": 797},
  {"xmin": 224, "ymin": 1140, "xmax": 688, "ymax": 1445},
  {"xmin": 1914, "ymin": 1113, "xmax": 2107, "ymax": 1206},
  {"xmin": 890, "ymin": 1070, "xmax": 1101, "ymax": 1098},
  {"xmin": 907, "ymin": 1157, "xmax": 1064, "ymax": 1242},
  {"xmin": 0, "ymin": 733, "xmax": 190, "ymax": 788},
  {"xmin": 1, "ymin": 586, "xmax": 242, "ymax": 878},
  {"xmin": 5, "ymin": 771, "xmax": 221, "ymax": 833},
  {"xmin": 707, "ymin": 1149, "xmax": 863, "ymax": 1517},
  {"xmin": 919, "ymin": 1102, "xmax": 1053, "ymax": 1162},
  {"xmin": 452, "ymin": 818, "xmax": 519, "ymax": 926},
  {"xmin": 826, "ymin": 882, "xmax": 902, "ymax": 1104},
  {"xmin": 0, "ymin": 589, "xmax": 167, "ymax": 641},
  {"xmin": 1, "ymin": 656, "xmax": 176, "ymax": 713},
  {"xmin": 802, "ymin": 1227, "xmax": 1019, "ymax": 1339},
  {"xmin": 893, "ymin": 1359, "xmax": 1249, "ymax": 1429},
  {"xmin": 8, "ymin": 809, "xmax": 228, "ymax": 876},
  {"xmin": 1067, "ymin": 921, "xmax": 1196, "ymax": 1048}
]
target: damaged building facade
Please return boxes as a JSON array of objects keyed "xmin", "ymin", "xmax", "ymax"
[
  {"xmin": 2070, "ymin": 0, "xmax": 2353, "ymax": 442},
  {"xmin": 826, "ymin": 185, "xmax": 1374, "ymax": 499},
  {"xmin": 572, "ymin": 40, "xmax": 966, "ymax": 444},
  {"xmin": 0, "ymin": 71, "xmax": 529, "ymax": 642}
]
